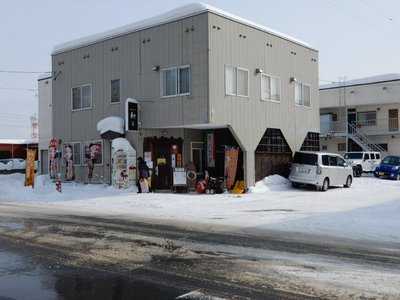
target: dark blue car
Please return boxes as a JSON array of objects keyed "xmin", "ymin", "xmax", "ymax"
[{"xmin": 374, "ymin": 155, "xmax": 400, "ymax": 180}]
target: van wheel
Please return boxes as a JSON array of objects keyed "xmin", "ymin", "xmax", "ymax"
[
  {"xmin": 319, "ymin": 178, "xmax": 329, "ymax": 192},
  {"xmin": 344, "ymin": 175, "xmax": 352, "ymax": 188}
]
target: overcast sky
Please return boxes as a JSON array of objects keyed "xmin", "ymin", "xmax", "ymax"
[{"xmin": 1, "ymin": 0, "xmax": 399, "ymax": 138}]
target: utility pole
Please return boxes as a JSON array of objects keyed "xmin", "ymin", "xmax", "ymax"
[{"xmin": 339, "ymin": 76, "xmax": 348, "ymax": 152}]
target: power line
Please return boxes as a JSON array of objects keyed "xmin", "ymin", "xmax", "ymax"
[
  {"xmin": 0, "ymin": 87, "xmax": 37, "ymax": 92},
  {"xmin": 0, "ymin": 70, "xmax": 51, "ymax": 74}
]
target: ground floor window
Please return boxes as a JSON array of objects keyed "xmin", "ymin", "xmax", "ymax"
[
  {"xmin": 256, "ymin": 128, "xmax": 292, "ymax": 154},
  {"xmin": 83, "ymin": 140, "xmax": 103, "ymax": 165},
  {"xmin": 300, "ymin": 132, "xmax": 320, "ymax": 152}
]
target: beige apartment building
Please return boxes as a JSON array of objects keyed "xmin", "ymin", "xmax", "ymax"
[{"xmin": 320, "ymin": 74, "xmax": 400, "ymax": 155}]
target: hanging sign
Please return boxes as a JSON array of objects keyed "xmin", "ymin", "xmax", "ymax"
[
  {"xmin": 206, "ymin": 133, "xmax": 215, "ymax": 168},
  {"xmin": 224, "ymin": 146, "xmax": 239, "ymax": 190},
  {"xmin": 49, "ymin": 138, "xmax": 60, "ymax": 179},
  {"xmin": 63, "ymin": 144, "xmax": 75, "ymax": 181},
  {"xmin": 25, "ymin": 148, "xmax": 36, "ymax": 188}
]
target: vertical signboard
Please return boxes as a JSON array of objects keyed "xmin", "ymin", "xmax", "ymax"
[
  {"xmin": 25, "ymin": 148, "xmax": 36, "ymax": 188},
  {"xmin": 111, "ymin": 138, "xmax": 137, "ymax": 189},
  {"xmin": 206, "ymin": 133, "xmax": 215, "ymax": 168},
  {"xmin": 126, "ymin": 101, "xmax": 138, "ymax": 131}
]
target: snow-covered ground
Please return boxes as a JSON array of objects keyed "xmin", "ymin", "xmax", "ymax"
[{"xmin": 0, "ymin": 173, "xmax": 399, "ymax": 243}]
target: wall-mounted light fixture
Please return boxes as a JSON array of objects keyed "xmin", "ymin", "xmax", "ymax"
[
  {"xmin": 350, "ymin": 90, "xmax": 355, "ymax": 94},
  {"xmin": 290, "ymin": 77, "xmax": 297, "ymax": 83},
  {"xmin": 255, "ymin": 68, "xmax": 263, "ymax": 74},
  {"xmin": 382, "ymin": 86, "xmax": 388, "ymax": 91},
  {"xmin": 152, "ymin": 65, "xmax": 160, "ymax": 72}
]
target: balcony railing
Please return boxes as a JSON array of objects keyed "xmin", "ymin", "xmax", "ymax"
[{"xmin": 321, "ymin": 117, "xmax": 399, "ymax": 136}]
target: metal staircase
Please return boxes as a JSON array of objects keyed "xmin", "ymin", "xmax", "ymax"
[{"xmin": 348, "ymin": 123, "xmax": 386, "ymax": 153}]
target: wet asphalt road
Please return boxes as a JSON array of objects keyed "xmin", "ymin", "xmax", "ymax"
[
  {"xmin": 0, "ymin": 204, "xmax": 400, "ymax": 299},
  {"xmin": 0, "ymin": 238, "xmax": 187, "ymax": 300}
]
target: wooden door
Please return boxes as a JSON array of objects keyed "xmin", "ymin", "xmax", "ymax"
[
  {"xmin": 389, "ymin": 109, "xmax": 398, "ymax": 132},
  {"xmin": 255, "ymin": 153, "xmax": 292, "ymax": 182}
]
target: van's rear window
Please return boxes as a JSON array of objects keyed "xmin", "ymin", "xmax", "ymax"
[{"xmin": 293, "ymin": 152, "xmax": 318, "ymax": 166}]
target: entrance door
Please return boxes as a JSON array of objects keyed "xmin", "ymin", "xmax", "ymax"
[
  {"xmin": 389, "ymin": 109, "xmax": 399, "ymax": 132},
  {"xmin": 154, "ymin": 139, "xmax": 171, "ymax": 190},
  {"xmin": 146, "ymin": 137, "xmax": 183, "ymax": 190},
  {"xmin": 348, "ymin": 109, "xmax": 357, "ymax": 133}
]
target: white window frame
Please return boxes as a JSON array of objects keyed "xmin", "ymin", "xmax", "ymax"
[
  {"xmin": 260, "ymin": 73, "xmax": 281, "ymax": 103},
  {"xmin": 71, "ymin": 84, "xmax": 92, "ymax": 111},
  {"xmin": 236, "ymin": 67, "xmax": 250, "ymax": 98},
  {"xmin": 225, "ymin": 65, "xmax": 249, "ymax": 98},
  {"xmin": 82, "ymin": 140, "xmax": 103, "ymax": 166},
  {"xmin": 294, "ymin": 81, "xmax": 311, "ymax": 108},
  {"xmin": 160, "ymin": 65, "xmax": 191, "ymax": 98},
  {"xmin": 224, "ymin": 65, "xmax": 237, "ymax": 96}
]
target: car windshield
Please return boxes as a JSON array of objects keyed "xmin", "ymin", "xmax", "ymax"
[
  {"xmin": 381, "ymin": 156, "xmax": 400, "ymax": 166},
  {"xmin": 344, "ymin": 153, "xmax": 363, "ymax": 159},
  {"xmin": 293, "ymin": 152, "xmax": 318, "ymax": 166}
]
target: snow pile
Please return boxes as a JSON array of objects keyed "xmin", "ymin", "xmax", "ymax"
[
  {"xmin": 0, "ymin": 160, "xmax": 13, "ymax": 171},
  {"xmin": 0, "ymin": 174, "xmax": 136, "ymax": 202},
  {"xmin": 97, "ymin": 116, "xmax": 124, "ymax": 135},
  {"xmin": 53, "ymin": 3, "xmax": 313, "ymax": 55},
  {"xmin": 249, "ymin": 175, "xmax": 290, "ymax": 193},
  {"xmin": 1, "ymin": 173, "xmax": 400, "ymax": 243}
]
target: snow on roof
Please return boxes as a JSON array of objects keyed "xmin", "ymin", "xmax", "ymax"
[
  {"xmin": 0, "ymin": 138, "xmax": 38, "ymax": 145},
  {"xmin": 320, "ymin": 74, "xmax": 400, "ymax": 90},
  {"xmin": 97, "ymin": 116, "xmax": 125, "ymax": 135},
  {"xmin": 52, "ymin": 3, "xmax": 314, "ymax": 55}
]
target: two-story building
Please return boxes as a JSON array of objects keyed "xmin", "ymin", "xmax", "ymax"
[
  {"xmin": 50, "ymin": 3, "xmax": 319, "ymax": 189},
  {"xmin": 320, "ymin": 74, "xmax": 400, "ymax": 155},
  {"xmin": 38, "ymin": 74, "xmax": 53, "ymax": 174}
]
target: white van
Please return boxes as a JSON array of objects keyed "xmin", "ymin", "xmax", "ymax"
[
  {"xmin": 289, "ymin": 151, "xmax": 353, "ymax": 191},
  {"xmin": 343, "ymin": 152, "xmax": 381, "ymax": 177}
]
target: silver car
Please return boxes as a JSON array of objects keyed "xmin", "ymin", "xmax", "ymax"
[{"xmin": 289, "ymin": 151, "xmax": 353, "ymax": 191}]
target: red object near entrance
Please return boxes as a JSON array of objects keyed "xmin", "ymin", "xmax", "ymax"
[{"xmin": 196, "ymin": 180, "xmax": 207, "ymax": 194}]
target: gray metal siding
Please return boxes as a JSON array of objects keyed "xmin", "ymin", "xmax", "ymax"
[
  {"xmin": 52, "ymin": 14, "xmax": 210, "ymax": 141},
  {"xmin": 208, "ymin": 13, "xmax": 319, "ymax": 153}
]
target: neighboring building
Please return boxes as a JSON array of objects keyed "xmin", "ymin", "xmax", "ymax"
[
  {"xmin": 320, "ymin": 74, "xmax": 400, "ymax": 155},
  {"xmin": 38, "ymin": 74, "xmax": 53, "ymax": 174},
  {"xmin": 0, "ymin": 139, "xmax": 38, "ymax": 160},
  {"xmin": 51, "ymin": 3, "xmax": 319, "ymax": 188}
]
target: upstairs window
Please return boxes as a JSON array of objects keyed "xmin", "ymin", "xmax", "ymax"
[
  {"xmin": 357, "ymin": 111, "xmax": 376, "ymax": 126},
  {"xmin": 72, "ymin": 84, "xmax": 92, "ymax": 110},
  {"xmin": 261, "ymin": 74, "xmax": 281, "ymax": 101},
  {"xmin": 111, "ymin": 79, "xmax": 120, "ymax": 103},
  {"xmin": 225, "ymin": 66, "xmax": 249, "ymax": 97},
  {"xmin": 161, "ymin": 66, "xmax": 191, "ymax": 97},
  {"xmin": 295, "ymin": 82, "xmax": 311, "ymax": 107}
]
